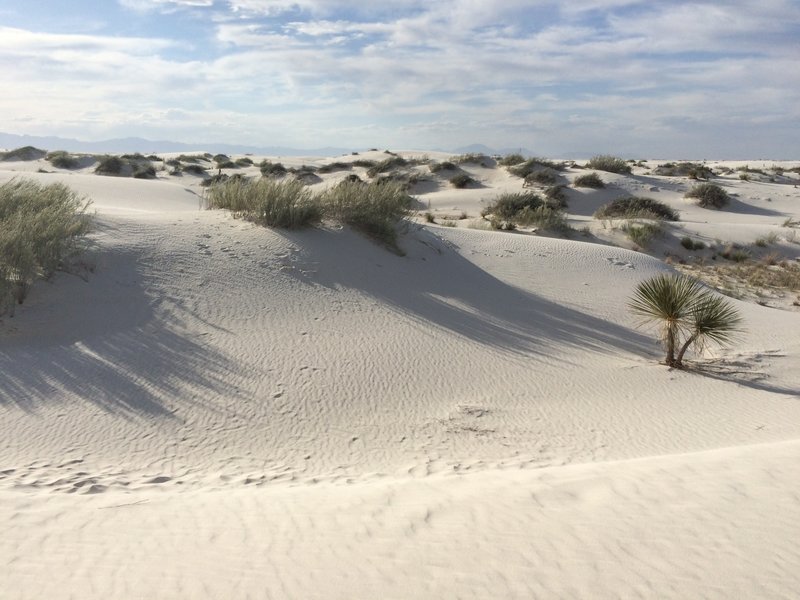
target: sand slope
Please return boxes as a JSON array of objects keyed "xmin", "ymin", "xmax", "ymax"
[{"xmin": 1, "ymin": 159, "xmax": 799, "ymax": 598}]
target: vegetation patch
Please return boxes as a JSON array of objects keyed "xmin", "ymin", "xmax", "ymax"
[
  {"xmin": 367, "ymin": 156, "xmax": 408, "ymax": 178},
  {"xmin": 685, "ymin": 183, "xmax": 729, "ymax": 209},
  {"xmin": 182, "ymin": 164, "xmax": 208, "ymax": 176},
  {"xmin": 453, "ymin": 153, "xmax": 490, "ymax": 165},
  {"xmin": 0, "ymin": 178, "xmax": 93, "ymax": 314},
  {"xmin": 449, "ymin": 173, "xmax": 476, "ymax": 188},
  {"xmin": 573, "ymin": 172, "xmax": 605, "ymax": 188},
  {"xmin": 524, "ymin": 170, "xmax": 558, "ymax": 186},
  {"xmin": 46, "ymin": 151, "xmax": 80, "ymax": 169},
  {"xmin": 260, "ymin": 161, "xmax": 288, "ymax": 177},
  {"xmin": 95, "ymin": 155, "xmax": 126, "ymax": 176},
  {"xmin": 429, "ymin": 161, "xmax": 458, "ymax": 173},
  {"xmin": 318, "ymin": 162, "xmax": 352, "ymax": 174},
  {"xmin": 621, "ymin": 221, "xmax": 662, "ymax": 248},
  {"xmin": 586, "ymin": 155, "xmax": 632, "ymax": 175},
  {"xmin": 498, "ymin": 153, "xmax": 526, "ymax": 167},
  {"xmin": 508, "ymin": 158, "xmax": 564, "ymax": 178},
  {"xmin": 594, "ymin": 197, "xmax": 679, "ymax": 221},
  {"xmin": 0, "ymin": 146, "xmax": 47, "ymax": 161},
  {"xmin": 653, "ymin": 162, "xmax": 713, "ymax": 179},
  {"xmin": 206, "ymin": 178, "xmax": 321, "ymax": 229}
]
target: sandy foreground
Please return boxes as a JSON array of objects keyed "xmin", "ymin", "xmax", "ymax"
[{"xmin": 1, "ymin": 152, "xmax": 799, "ymax": 599}]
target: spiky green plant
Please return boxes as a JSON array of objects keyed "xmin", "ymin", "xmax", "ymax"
[
  {"xmin": 629, "ymin": 274, "xmax": 742, "ymax": 368},
  {"xmin": 206, "ymin": 177, "xmax": 321, "ymax": 228}
]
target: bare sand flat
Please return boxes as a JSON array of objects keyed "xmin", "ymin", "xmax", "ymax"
[{"xmin": 1, "ymin": 153, "xmax": 799, "ymax": 598}]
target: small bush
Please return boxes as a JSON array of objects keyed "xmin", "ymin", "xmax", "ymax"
[
  {"xmin": 235, "ymin": 157, "xmax": 254, "ymax": 167},
  {"xmin": 622, "ymin": 221, "xmax": 662, "ymax": 247},
  {"xmin": 183, "ymin": 164, "xmax": 208, "ymax": 176},
  {"xmin": 132, "ymin": 164, "xmax": 157, "ymax": 179},
  {"xmin": 543, "ymin": 185, "xmax": 568, "ymax": 209},
  {"xmin": 318, "ymin": 162, "xmax": 352, "ymax": 174},
  {"xmin": 594, "ymin": 197, "xmax": 679, "ymax": 221},
  {"xmin": 721, "ymin": 244, "xmax": 749, "ymax": 262},
  {"xmin": 177, "ymin": 154, "xmax": 208, "ymax": 163},
  {"xmin": 0, "ymin": 179, "xmax": 93, "ymax": 313},
  {"xmin": 685, "ymin": 183, "xmax": 729, "ymax": 209},
  {"xmin": 212, "ymin": 154, "xmax": 230, "ymax": 163},
  {"xmin": 323, "ymin": 180, "xmax": 413, "ymax": 252},
  {"xmin": 515, "ymin": 205, "xmax": 571, "ymax": 233},
  {"xmin": 653, "ymin": 162, "xmax": 713, "ymax": 179},
  {"xmin": 429, "ymin": 161, "xmax": 458, "ymax": 173},
  {"xmin": 424, "ymin": 211, "xmax": 436, "ymax": 223},
  {"xmin": 449, "ymin": 173, "xmax": 476, "ymax": 188},
  {"xmin": 367, "ymin": 156, "xmax": 408, "ymax": 177},
  {"xmin": 260, "ymin": 161, "xmax": 287, "ymax": 177},
  {"xmin": 483, "ymin": 192, "xmax": 544, "ymax": 220},
  {"xmin": 216, "ymin": 160, "xmax": 237, "ymax": 169},
  {"xmin": 95, "ymin": 155, "xmax": 125, "ymax": 175},
  {"xmin": 206, "ymin": 178, "xmax": 321, "ymax": 229},
  {"xmin": 586, "ymin": 155, "xmax": 632, "ymax": 175},
  {"xmin": 680, "ymin": 236, "xmax": 705, "ymax": 251},
  {"xmin": 46, "ymin": 151, "xmax": 80, "ymax": 169},
  {"xmin": 573, "ymin": 172, "xmax": 605, "ymax": 188},
  {"xmin": 0, "ymin": 146, "xmax": 47, "ymax": 161},
  {"xmin": 498, "ymin": 153, "xmax": 526, "ymax": 166},
  {"xmin": 524, "ymin": 170, "xmax": 557, "ymax": 186},
  {"xmin": 453, "ymin": 153, "xmax": 489, "ymax": 165},
  {"xmin": 508, "ymin": 158, "xmax": 564, "ymax": 178},
  {"xmin": 351, "ymin": 159, "xmax": 377, "ymax": 169}
]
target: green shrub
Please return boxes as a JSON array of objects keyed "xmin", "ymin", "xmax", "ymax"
[
  {"xmin": 449, "ymin": 173, "xmax": 476, "ymax": 188},
  {"xmin": 206, "ymin": 178, "xmax": 321, "ymax": 229},
  {"xmin": 351, "ymin": 159, "xmax": 377, "ymax": 169},
  {"xmin": 685, "ymin": 183, "xmax": 729, "ymax": 209},
  {"xmin": 429, "ymin": 161, "xmax": 458, "ymax": 173},
  {"xmin": 260, "ymin": 161, "xmax": 287, "ymax": 177},
  {"xmin": 132, "ymin": 164, "xmax": 157, "ymax": 179},
  {"xmin": 183, "ymin": 164, "xmax": 208, "ymax": 176},
  {"xmin": 216, "ymin": 160, "xmax": 237, "ymax": 169},
  {"xmin": 594, "ymin": 197, "xmax": 679, "ymax": 221},
  {"xmin": 514, "ymin": 205, "xmax": 571, "ymax": 233},
  {"xmin": 483, "ymin": 192, "xmax": 544, "ymax": 219},
  {"xmin": 453, "ymin": 153, "xmax": 489, "ymax": 165},
  {"xmin": 0, "ymin": 179, "xmax": 92, "ymax": 313},
  {"xmin": 0, "ymin": 146, "xmax": 46, "ymax": 161},
  {"xmin": 367, "ymin": 156, "xmax": 408, "ymax": 177},
  {"xmin": 573, "ymin": 172, "xmax": 605, "ymax": 188},
  {"xmin": 212, "ymin": 154, "xmax": 230, "ymax": 163},
  {"xmin": 653, "ymin": 162, "xmax": 713, "ymax": 179},
  {"xmin": 318, "ymin": 162, "xmax": 352, "ymax": 174},
  {"xmin": 95, "ymin": 155, "xmax": 125, "ymax": 175},
  {"xmin": 508, "ymin": 158, "xmax": 564, "ymax": 178},
  {"xmin": 177, "ymin": 154, "xmax": 208, "ymax": 163},
  {"xmin": 235, "ymin": 157, "xmax": 254, "ymax": 167},
  {"xmin": 621, "ymin": 221, "xmax": 662, "ymax": 247},
  {"xmin": 46, "ymin": 151, "xmax": 80, "ymax": 169},
  {"xmin": 680, "ymin": 236, "xmax": 705, "ymax": 251},
  {"xmin": 524, "ymin": 170, "xmax": 557, "ymax": 186},
  {"xmin": 323, "ymin": 180, "xmax": 412, "ymax": 252},
  {"xmin": 543, "ymin": 185, "xmax": 568, "ymax": 209},
  {"xmin": 587, "ymin": 155, "xmax": 632, "ymax": 174},
  {"xmin": 498, "ymin": 153, "xmax": 525, "ymax": 166}
]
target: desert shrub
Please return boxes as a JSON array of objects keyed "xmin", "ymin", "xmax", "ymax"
[
  {"xmin": 323, "ymin": 180, "xmax": 412, "ymax": 251},
  {"xmin": 212, "ymin": 154, "xmax": 229, "ymax": 163},
  {"xmin": 680, "ymin": 236, "xmax": 705, "ymax": 251},
  {"xmin": 318, "ymin": 162, "xmax": 352, "ymax": 174},
  {"xmin": 46, "ymin": 151, "xmax": 80, "ymax": 169},
  {"xmin": 367, "ymin": 156, "xmax": 408, "ymax": 177},
  {"xmin": 343, "ymin": 173, "xmax": 363, "ymax": 184},
  {"xmin": 737, "ymin": 165, "xmax": 767, "ymax": 175},
  {"xmin": 351, "ymin": 159, "xmax": 377, "ymax": 169},
  {"xmin": 573, "ymin": 172, "xmax": 605, "ymax": 188},
  {"xmin": 514, "ymin": 205, "xmax": 571, "ymax": 233},
  {"xmin": 483, "ymin": 192, "xmax": 544, "ymax": 219},
  {"xmin": 132, "ymin": 164, "xmax": 157, "ymax": 179},
  {"xmin": 291, "ymin": 165, "xmax": 321, "ymax": 185},
  {"xmin": 0, "ymin": 179, "xmax": 92, "ymax": 313},
  {"xmin": 429, "ymin": 161, "xmax": 458, "ymax": 173},
  {"xmin": 95, "ymin": 155, "xmax": 125, "ymax": 175},
  {"xmin": 685, "ymin": 183, "xmax": 729, "ymax": 209},
  {"xmin": 543, "ymin": 185, "xmax": 568, "ymax": 209},
  {"xmin": 653, "ymin": 162, "xmax": 713, "ymax": 179},
  {"xmin": 182, "ymin": 164, "xmax": 208, "ymax": 176},
  {"xmin": 177, "ymin": 154, "xmax": 208, "ymax": 163},
  {"xmin": 216, "ymin": 160, "xmax": 237, "ymax": 169},
  {"xmin": 235, "ymin": 157, "xmax": 254, "ymax": 167},
  {"xmin": 260, "ymin": 161, "xmax": 287, "ymax": 177},
  {"xmin": 524, "ymin": 170, "xmax": 557, "ymax": 186},
  {"xmin": 629, "ymin": 274, "xmax": 742, "ymax": 368},
  {"xmin": 594, "ymin": 197, "xmax": 679, "ymax": 221},
  {"xmin": 498, "ymin": 153, "xmax": 526, "ymax": 166},
  {"xmin": 587, "ymin": 155, "xmax": 632, "ymax": 174},
  {"xmin": 508, "ymin": 158, "xmax": 564, "ymax": 178},
  {"xmin": 721, "ymin": 244, "xmax": 750, "ymax": 263},
  {"xmin": 120, "ymin": 153, "xmax": 147, "ymax": 161},
  {"xmin": 621, "ymin": 221, "xmax": 662, "ymax": 247},
  {"xmin": 450, "ymin": 173, "xmax": 476, "ymax": 188},
  {"xmin": 206, "ymin": 178, "xmax": 321, "ymax": 229},
  {"xmin": 453, "ymin": 153, "xmax": 489, "ymax": 165},
  {"xmin": 424, "ymin": 211, "xmax": 436, "ymax": 223},
  {"xmin": 0, "ymin": 146, "xmax": 47, "ymax": 161},
  {"xmin": 165, "ymin": 158, "xmax": 181, "ymax": 167}
]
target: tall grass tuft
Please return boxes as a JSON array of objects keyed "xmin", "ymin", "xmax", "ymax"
[
  {"xmin": 323, "ymin": 180, "xmax": 412, "ymax": 252},
  {"xmin": 0, "ymin": 179, "xmax": 92, "ymax": 313},
  {"xmin": 685, "ymin": 183, "xmax": 729, "ymax": 209},
  {"xmin": 573, "ymin": 172, "xmax": 605, "ymax": 188},
  {"xmin": 206, "ymin": 178, "xmax": 321, "ymax": 229},
  {"xmin": 586, "ymin": 155, "xmax": 632, "ymax": 174},
  {"xmin": 594, "ymin": 197, "xmax": 679, "ymax": 221}
]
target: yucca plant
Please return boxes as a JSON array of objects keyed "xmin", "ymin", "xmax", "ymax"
[{"xmin": 629, "ymin": 274, "xmax": 742, "ymax": 368}]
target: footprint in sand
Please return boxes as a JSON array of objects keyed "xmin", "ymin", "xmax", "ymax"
[{"xmin": 605, "ymin": 257, "xmax": 635, "ymax": 269}]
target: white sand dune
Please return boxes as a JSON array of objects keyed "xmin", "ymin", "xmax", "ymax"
[{"xmin": 1, "ymin": 156, "xmax": 799, "ymax": 598}]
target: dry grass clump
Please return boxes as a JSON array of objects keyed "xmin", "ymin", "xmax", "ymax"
[
  {"xmin": 449, "ymin": 173, "xmax": 476, "ymax": 188},
  {"xmin": 685, "ymin": 183, "xmax": 729, "ymax": 209},
  {"xmin": 46, "ymin": 151, "xmax": 80, "ymax": 169},
  {"xmin": 367, "ymin": 156, "xmax": 408, "ymax": 177},
  {"xmin": 206, "ymin": 178, "xmax": 321, "ymax": 229},
  {"xmin": 594, "ymin": 197, "xmax": 679, "ymax": 221},
  {"xmin": 177, "ymin": 154, "xmax": 209, "ymax": 164},
  {"xmin": 508, "ymin": 158, "xmax": 564, "ymax": 178},
  {"xmin": 235, "ymin": 157, "xmax": 254, "ymax": 167},
  {"xmin": 351, "ymin": 159, "xmax": 377, "ymax": 169},
  {"xmin": 653, "ymin": 162, "xmax": 713, "ymax": 179},
  {"xmin": 482, "ymin": 191, "xmax": 570, "ymax": 234},
  {"xmin": 318, "ymin": 162, "xmax": 352, "ymax": 174},
  {"xmin": 323, "ymin": 180, "xmax": 413, "ymax": 252},
  {"xmin": 543, "ymin": 185, "xmax": 568, "ymax": 209},
  {"xmin": 573, "ymin": 172, "xmax": 605, "ymax": 188},
  {"xmin": 0, "ymin": 146, "xmax": 47, "ymax": 161},
  {"xmin": 453, "ymin": 153, "xmax": 490, "ymax": 165},
  {"xmin": 259, "ymin": 160, "xmax": 288, "ymax": 177},
  {"xmin": 0, "ymin": 178, "xmax": 93, "ymax": 314},
  {"xmin": 586, "ymin": 155, "xmax": 632, "ymax": 175},
  {"xmin": 429, "ymin": 161, "xmax": 458, "ymax": 173},
  {"xmin": 182, "ymin": 164, "xmax": 208, "ymax": 176},
  {"xmin": 621, "ymin": 221, "xmax": 662, "ymax": 248},
  {"xmin": 498, "ymin": 153, "xmax": 526, "ymax": 167},
  {"xmin": 95, "ymin": 155, "xmax": 126, "ymax": 176},
  {"xmin": 524, "ymin": 170, "xmax": 558, "ymax": 186}
]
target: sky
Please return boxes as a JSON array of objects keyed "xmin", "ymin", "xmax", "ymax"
[{"xmin": 0, "ymin": 0, "xmax": 798, "ymax": 157}]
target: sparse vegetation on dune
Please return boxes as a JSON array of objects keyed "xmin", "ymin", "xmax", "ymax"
[
  {"xmin": 318, "ymin": 162, "xmax": 352, "ymax": 174},
  {"xmin": 95, "ymin": 155, "xmax": 126, "ymax": 176},
  {"xmin": 653, "ymin": 162, "xmax": 714, "ymax": 179},
  {"xmin": 449, "ymin": 173, "xmax": 476, "ymax": 188},
  {"xmin": 429, "ymin": 161, "xmax": 458, "ymax": 173},
  {"xmin": 498, "ymin": 153, "xmax": 526, "ymax": 166},
  {"xmin": 587, "ymin": 155, "xmax": 632, "ymax": 175},
  {"xmin": 0, "ymin": 146, "xmax": 47, "ymax": 161},
  {"xmin": 0, "ymin": 178, "xmax": 93, "ymax": 314},
  {"xmin": 367, "ymin": 156, "xmax": 408, "ymax": 178},
  {"xmin": 482, "ymin": 191, "xmax": 571, "ymax": 234},
  {"xmin": 45, "ymin": 151, "xmax": 79, "ymax": 169},
  {"xmin": 206, "ymin": 178, "xmax": 321, "ymax": 229},
  {"xmin": 453, "ymin": 153, "xmax": 491, "ymax": 165},
  {"xmin": 259, "ymin": 160, "xmax": 287, "ymax": 177},
  {"xmin": 685, "ymin": 183, "xmax": 729, "ymax": 209},
  {"xmin": 594, "ymin": 197, "xmax": 679, "ymax": 221},
  {"xmin": 621, "ymin": 221, "xmax": 662, "ymax": 248},
  {"xmin": 507, "ymin": 158, "xmax": 565, "ymax": 178},
  {"xmin": 573, "ymin": 172, "xmax": 605, "ymax": 188}
]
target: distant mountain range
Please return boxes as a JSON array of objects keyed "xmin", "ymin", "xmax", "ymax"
[{"xmin": 0, "ymin": 132, "xmax": 537, "ymax": 158}]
